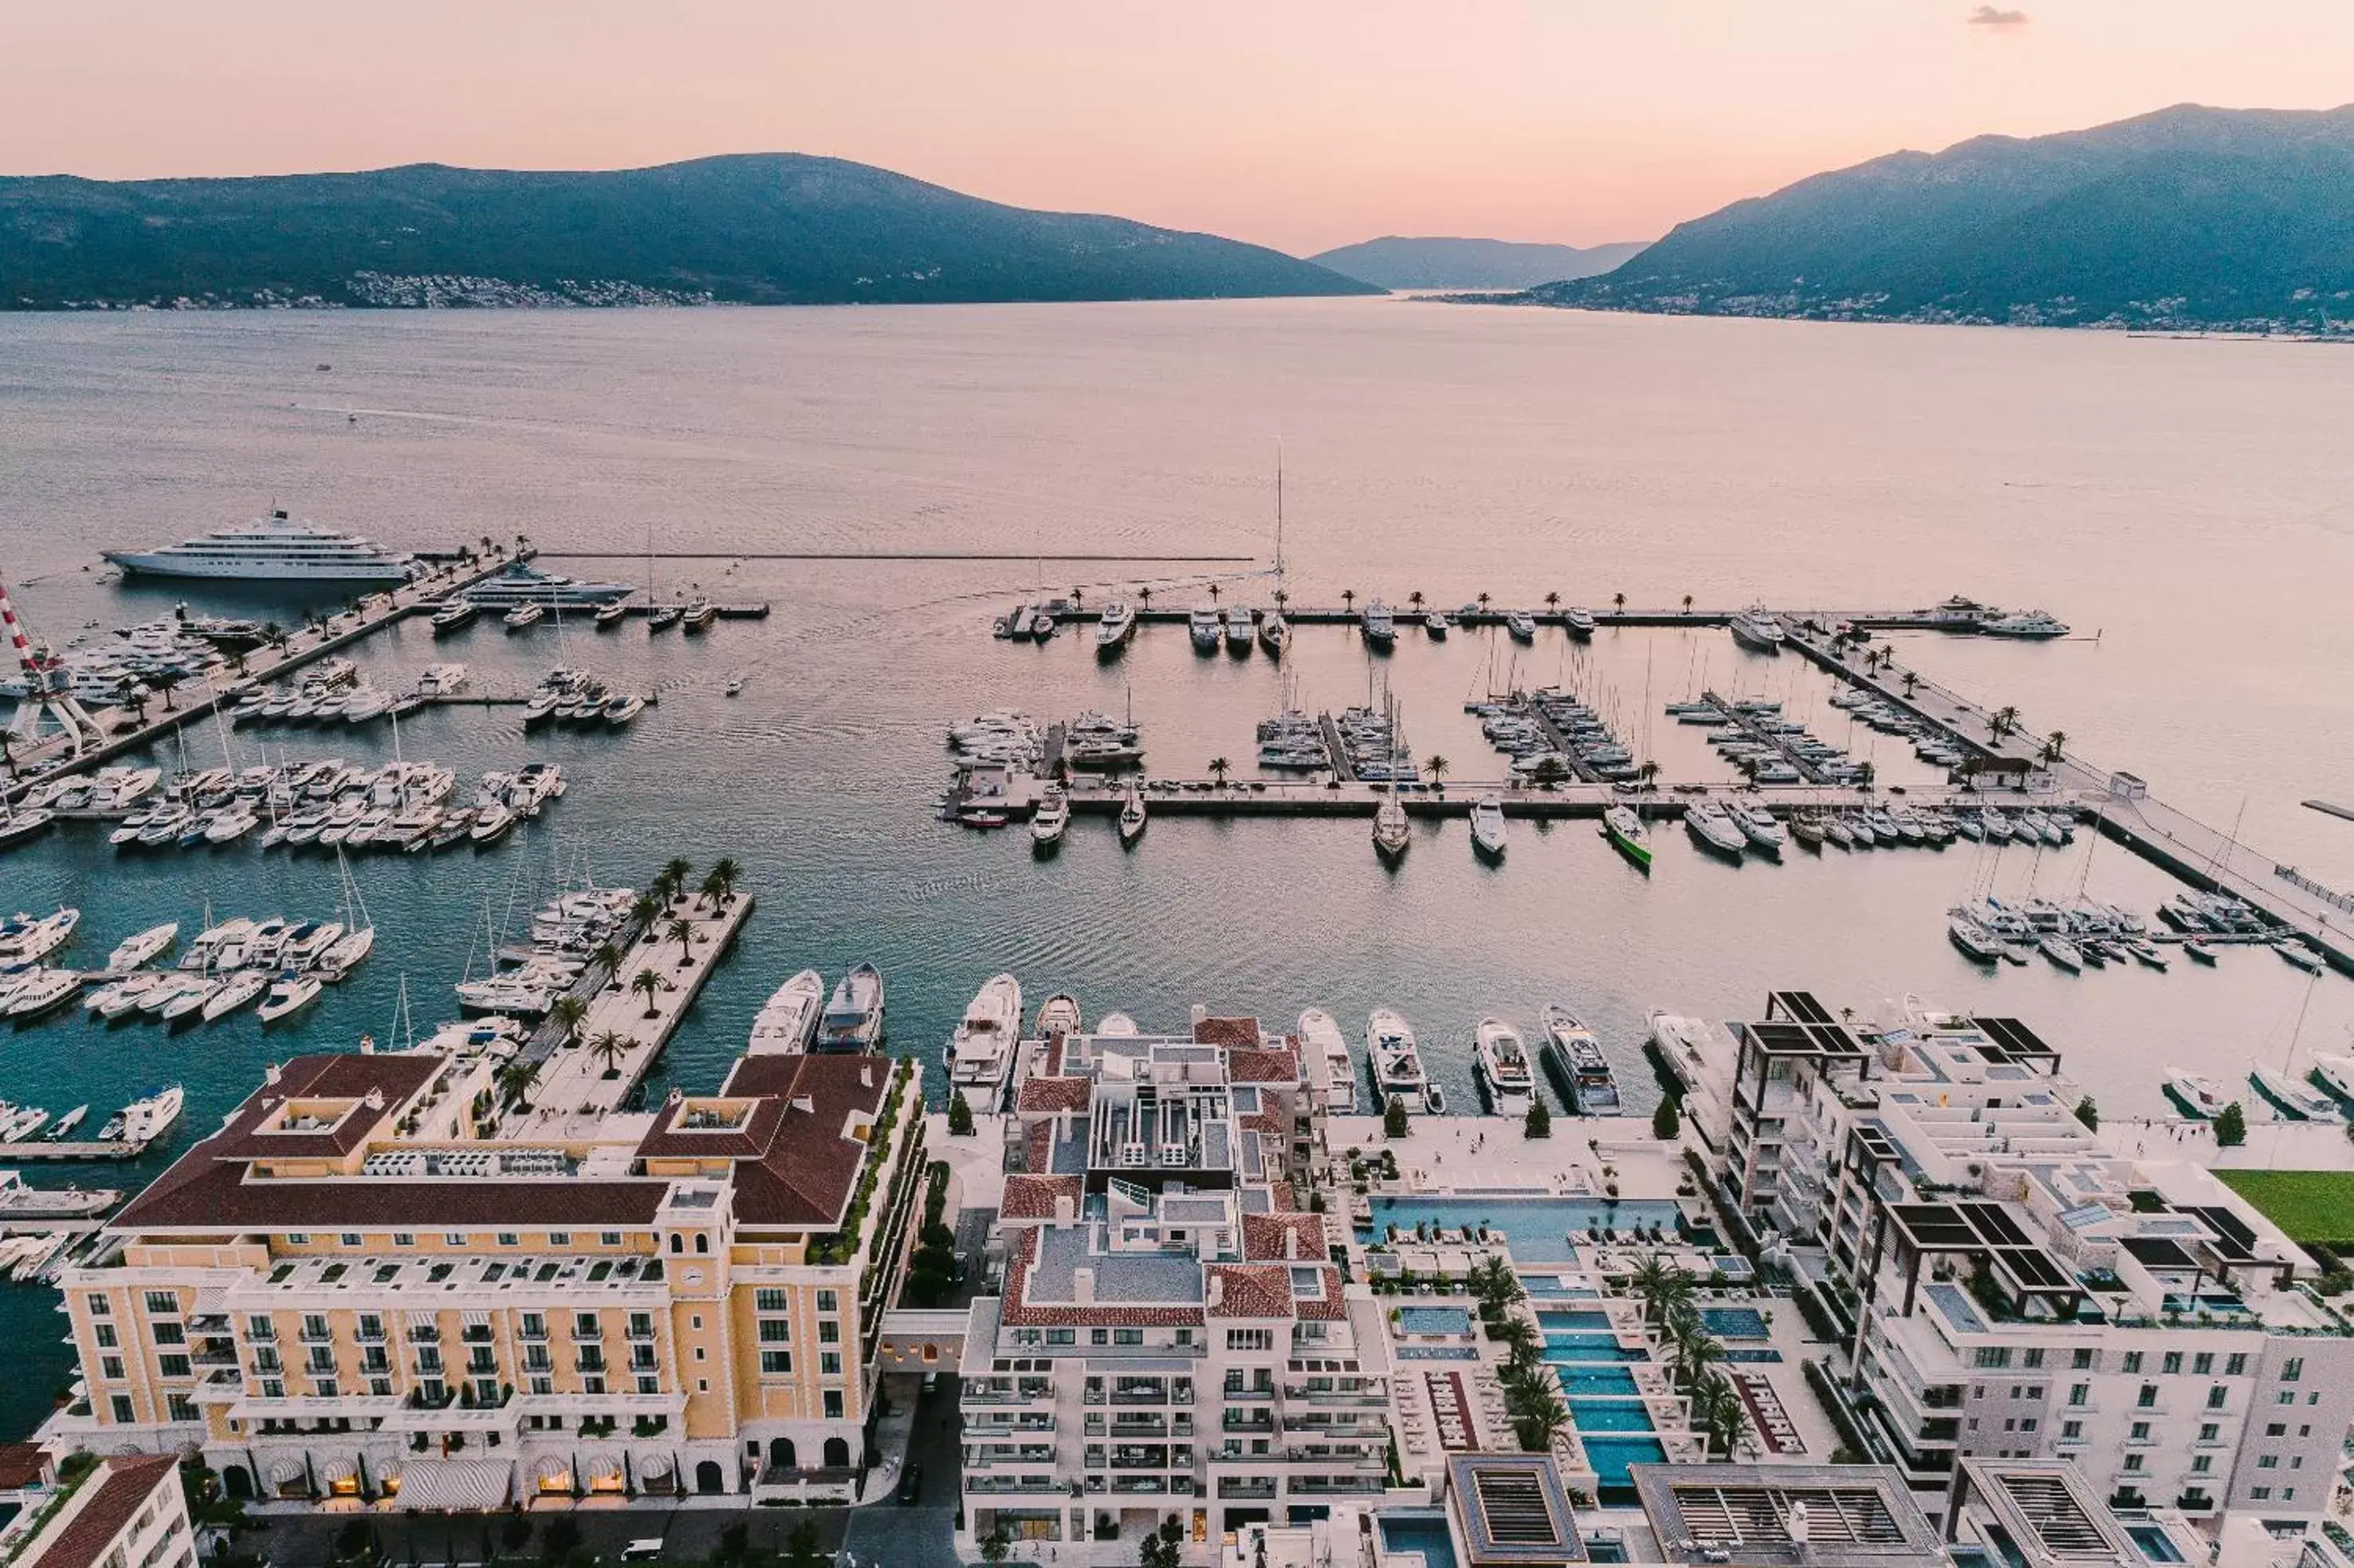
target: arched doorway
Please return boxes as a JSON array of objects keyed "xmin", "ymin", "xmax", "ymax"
[
  {"xmin": 821, "ymin": 1436, "xmax": 850, "ymax": 1469},
  {"xmin": 694, "ymin": 1460, "xmax": 725, "ymax": 1495},
  {"xmin": 222, "ymin": 1464, "xmax": 253, "ymax": 1500},
  {"xmin": 768, "ymin": 1438, "xmax": 796, "ymax": 1472}
]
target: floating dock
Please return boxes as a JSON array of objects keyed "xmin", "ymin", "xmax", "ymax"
[{"xmin": 0, "ymin": 1141, "xmax": 147, "ymax": 1164}]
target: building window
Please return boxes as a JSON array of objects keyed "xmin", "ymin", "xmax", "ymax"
[
  {"xmin": 154, "ymin": 1322, "xmax": 185, "ymax": 1346},
  {"xmin": 497, "ymin": 1233, "xmax": 518, "ymax": 1248},
  {"xmin": 760, "ymin": 1321, "xmax": 792, "ymax": 1344},
  {"xmin": 2022, "ymin": 1349, "xmax": 2046, "ymax": 1369},
  {"xmin": 101, "ymin": 1357, "xmax": 124, "ymax": 1381},
  {"xmin": 340, "ymin": 1233, "xmax": 363, "ymax": 1248},
  {"xmin": 601, "ymin": 1232, "xmax": 623, "ymax": 1247},
  {"xmin": 2129, "ymin": 1422, "xmax": 2150, "ymax": 1441},
  {"xmin": 2068, "ymin": 1384, "xmax": 2089, "ymax": 1407},
  {"xmin": 823, "ymin": 1390, "xmax": 844, "ymax": 1419},
  {"xmin": 2160, "ymin": 1351, "xmax": 2182, "ymax": 1375},
  {"xmin": 446, "ymin": 1233, "xmax": 465, "ymax": 1246},
  {"xmin": 1114, "ymin": 1330, "xmax": 1144, "ymax": 1346},
  {"xmin": 638, "ymin": 1376, "xmax": 660, "ymax": 1395},
  {"xmin": 1091, "ymin": 1329, "xmax": 1108, "ymax": 1346},
  {"xmin": 2061, "ymin": 1421, "xmax": 2082, "ymax": 1439},
  {"xmin": 2121, "ymin": 1352, "xmax": 2144, "ymax": 1373},
  {"xmin": 95, "ymin": 1323, "xmax": 117, "ymax": 1349},
  {"xmin": 1972, "ymin": 1348, "xmax": 2010, "ymax": 1369},
  {"xmin": 167, "ymin": 1395, "xmax": 198, "ymax": 1423},
  {"xmin": 755, "ymin": 1289, "xmax": 789, "ymax": 1313},
  {"xmin": 2252, "ymin": 1488, "xmax": 2272, "ymax": 1501},
  {"xmin": 2258, "ymin": 1455, "xmax": 2279, "ymax": 1469},
  {"xmin": 760, "ymin": 1352, "xmax": 793, "ymax": 1376},
  {"xmin": 286, "ymin": 1234, "xmax": 308, "ymax": 1246},
  {"xmin": 393, "ymin": 1233, "xmax": 414, "ymax": 1247},
  {"xmin": 111, "ymin": 1395, "xmax": 134, "ymax": 1423},
  {"xmin": 2136, "ymin": 1385, "xmax": 2156, "ymax": 1409},
  {"xmin": 575, "ymin": 1312, "xmax": 599, "ymax": 1338},
  {"xmin": 2281, "ymin": 1357, "xmax": 2304, "ymax": 1382},
  {"xmin": 2191, "ymin": 1456, "xmax": 2212, "ymax": 1474},
  {"xmin": 1046, "ymin": 1330, "xmax": 1075, "ymax": 1346},
  {"xmin": 2072, "ymin": 1349, "xmax": 2094, "ymax": 1370},
  {"xmin": 2278, "ymin": 1392, "xmax": 2296, "ymax": 1405},
  {"xmin": 144, "ymin": 1291, "xmax": 179, "ymax": 1315},
  {"xmin": 821, "ymin": 1353, "xmax": 843, "ymax": 1376},
  {"xmin": 2193, "ymin": 1353, "xmax": 2214, "ymax": 1375},
  {"xmin": 2207, "ymin": 1385, "xmax": 2228, "ymax": 1410},
  {"xmin": 819, "ymin": 1321, "xmax": 840, "ymax": 1345},
  {"xmin": 549, "ymin": 1232, "xmax": 569, "ymax": 1247},
  {"xmin": 2226, "ymin": 1354, "xmax": 2247, "ymax": 1376},
  {"xmin": 816, "ymin": 1290, "xmax": 838, "ymax": 1313},
  {"xmin": 159, "ymin": 1355, "xmax": 191, "ymax": 1379},
  {"xmin": 2122, "ymin": 1455, "xmax": 2144, "ymax": 1473}
]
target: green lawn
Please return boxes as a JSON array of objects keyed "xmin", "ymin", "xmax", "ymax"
[{"xmin": 2216, "ymin": 1169, "xmax": 2354, "ymax": 1246}]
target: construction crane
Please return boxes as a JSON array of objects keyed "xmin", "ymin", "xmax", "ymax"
[{"xmin": 0, "ymin": 573, "xmax": 101, "ymax": 758}]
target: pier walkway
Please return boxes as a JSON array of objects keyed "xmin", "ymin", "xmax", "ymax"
[
  {"xmin": 509, "ymin": 890, "xmax": 755, "ymax": 1141},
  {"xmin": 3, "ymin": 548, "xmax": 532, "ymax": 796},
  {"xmin": 1778, "ymin": 619, "xmax": 2354, "ymax": 974}
]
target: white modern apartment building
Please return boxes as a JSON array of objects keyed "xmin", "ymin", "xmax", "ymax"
[
  {"xmin": 1696, "ymin": 992, "xmax": 2354, "ymax": 1530},
  {"xmin": 961, "ymin": 1014, "xmax": 1392, "ymax": 1547}
]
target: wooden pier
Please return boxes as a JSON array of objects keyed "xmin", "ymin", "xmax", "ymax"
[{"xmin": 0, "ymin": 1140, "xmax": 147, "ymax": 1164}]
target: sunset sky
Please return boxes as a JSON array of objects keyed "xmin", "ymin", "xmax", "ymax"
[{"xmin": 7, "ymin": 0, "xmax": 2351, "ymax": 255}]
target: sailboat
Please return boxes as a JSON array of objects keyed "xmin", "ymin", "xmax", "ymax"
[
  {"xmin": 316, "ymin": 847, "xmax": 375, "ymax": 979},
  {"xmin": 1371, "ymin": 694, "xmax": 1410, "ymax": 861},
  {"xmin": 1258, "ymin": 447, "xmax": 1290, "ymax": 658},
  {"xmin": 1118, "ymin": 781, "xmax": 1148, "ymax": 846}
]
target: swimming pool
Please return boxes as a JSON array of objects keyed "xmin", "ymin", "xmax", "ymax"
[
  {"xmin": 1570, "ymin": 1399, "xmax": 1656, "ymax": 1433},
  {"xmin": 1395, "ymin": 1345, "xmax": 1480, "ymax": 1361},
  {"xmin": 1379, "ymin": 1512, "xmax": 1460, "ymax": 1568},
  {"xmin": 1537, "ymin": 1308, "xmax": 1612, "ymax": 1332},
  {"xmin": 1397, "ymin": 1305, "xmax": 1473, "ymax": 1337},
  {"xmin": 1582, "ymin": 1434, "xmax": 1668, "ymax": 1494},
  {"xmin": 1522, "ymin": 1276, "xmax": 1596, "ymax": 1297},
  {"xmin": 1360, "ymin": 1197, "xmax": 1688, "ymax": 1264},
  {"xmin": 1555, "ymin": 1366, "xmax": 1641, "ymax": 1395},
  {"xmin": 1701, "ymin": 1307, "xmax": 1769, "ymax": 1341},
  {"xmin": 1546, "ymin": 1334, "xmax": 1647, "ymax": 1362}
]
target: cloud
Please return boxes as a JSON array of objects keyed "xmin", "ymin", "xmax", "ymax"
[{"xmin": 1967, "ymin": 5, "xmax": 2030, "ymax": 26}]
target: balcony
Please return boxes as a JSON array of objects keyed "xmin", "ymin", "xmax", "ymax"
[
  {"xmin": 355, "ymin": 1325, "xmax": 388, "ymax": 1345},
  {"xmin": 1109, "ymin": 1477, "xmax": 1170, "ymax": 1495},
  {"xmin": 1282, "ymin": 1385, "xmax": 1387, "ymax": 1406},
  {"xmin": 405, "ymin": 1327, "xmax": 441, "ymax": 1346},
  {"xmin": 1216, "ymin": 1479, "xmax": 1278, "ymax": 1501},
  {"xmin": 297, "ymin": 1327, "xmax": 335, "ymax": 1346}
]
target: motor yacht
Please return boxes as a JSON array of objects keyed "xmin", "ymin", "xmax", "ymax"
[
  {"xmin": 1423, "ymin": 611, "xmax": 1448, "ymax": 639},
  {"xmin": 681, "ymin": 598, "xmax": 718, "ymax": 634},
  {"xmin": 1095, "ymin": 600, "xmax": 1137, "ymax": 656},
  {"xmin": 1474, "ymin": 1017, "xmax": 1536, "ymax": 1112},
  {"xmin": 819, "ymin": 962, "xmax": 886, "ymax": 1051},
  {"xmin": 1373, "ymin": 789, "xmax": 1411, "ymax": 862},
  {"xmin": 1366, "ymin": 1008, "xmax": 1428, "ymax": 1111},
  {"xmin": 1603, "ymin": 804, "xmax": 1652, "ymax": 868},
  {"xmin": 2183, "ymin": 939, "xmax": 2220, "ymax": 965},
  {"xmin": 948, "ymin": 973, "xmax": 1024, "ymax": 1102},
  {"xmin": 1224, "ymin": 607, "xmax": 1255, "ymax": 654},
  {"xmin": 1189, "ymin": 607, "xmax": 1222, "ymax": 653},
  {"xmin": 2124, "ymin": 938, "xmax": 2169, "ymax": 970},
  {"xmin": 2277, "ymin": 941, "xmax": 2325, "ymax": 974},
  {"xmin": 6, "ymin": 969, "xmax": 83, "ymax": 1021},
  {"xmin": 115, "ymin": 1086, "xmax": 184, "ymax": 1146},
  {"xmin": 1468, "ymin": 797, "xmax": 1507, "ymax": 859},
  {"xmin": 1562, "ymin": 606, "xmax": 1596, "ymax": 637},
  {"xmin": 1726, "ymin": 801, "xmax": 1786, "ymax": 855},
  {"xmin": 1258, "ymin": 611, "xmax": 1289, "ymax": 658},
  {"xmin": 2309, "ymin": 1053, "xmax": 2354, "ymax": 1106},
  {"xmin": 2250, "ymin": 1064, "xmax": 2339, "ymax": 1122},
  {"xmin": 594, "ymin": 599, "xmax": 631, "ymax": 629},
  {"xmin": 2163, "ymin": 1069, "xmax": 2230, "ymax": 1120},
  {"xmin": 0, "ymin": 909, "xmax": 78, "ymax": 965},
  {"xmin": 1541, "ymin": 1007, "xmax": 1620, "ymax": 1114},
  {"xmin": 1118, "ymin": 783, "xmax": 1147, "ymax": 847},
  {"xmin": 1684, "ymin": 801, "xmax": 1747, "ymax": 858},
  {"xmin": 430, "ymin": 600, "xmax": 479, "ymax": 635},
  {"xmin": 503, "ymin": 603, "xmax": 545, "ymax": 632},
  {"xmin": 1648, "ymin": 1011, "xmax": 1732, "ymax": 1098},
  {"xmin": 202, "ymin": 971, "xmax": 269, "ymax": 1021},
  {"xmin": 254, "ymin": 972, "xmax": 322, "ymax": 1023},
  {"xmin": 1505, "ymin": 611, "xmax": 1535, "ymax": 643},
  {"xmin": 104, "ymin": 923, "xmax": 178, "ymax": 974},
  {"xmin": 104, "ymin": 509, "xmax": 414, "ymax": 584},
  {"xmin": 1035, "ymin": 994, "xmax": 1083, "ymax": 1042},
  {"xmin": 1360, "ymin": 599, "xmax": 1397, "ymax": 651},
  {"xmin": 647, "ymin": 605, "xmax": 683, "ymax": 632},
  {"xmin": 1030, "ymin": 786, "xmax": 1071, "ymax": 852},
  {"xmin": 603, "ymin": 694, "xmax": 646, "ymax": 726},
  {"xmin": 0, "ymin": 806, "xmax": 54, "ymax": 851},
  {"xmin": 1981, "ymin": 610, "xmax": 2070, "ymax": 639},
  {"xmin": 1299, "ymin": 1008, "xmax": 1356, "ymax": 1114},
  {"xmin": 1729, "ymin": 604, "xmax": 1785, "ymax": 653}
]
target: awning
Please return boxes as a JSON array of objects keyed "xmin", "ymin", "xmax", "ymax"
[
  {"xmin": 395, "ymin": 1459, "xmax": 514, "ymax": 1512},
  {"xmin": 405, "ymin": 1310, "xmax": 438, "ymax": 1332},
  {"xmin": 462, "ymin": 1311, "xmax": 492, "ymax": 1331},
  {"xmin": 268, "ymin": 1456, "xmax": 308, "ymax": 1486},
  {"xmin": 320, "ymin": 1456, "xmax": 357, "ymax": 1486},
  {"xmin": 533, "ymin": 1455, "xmax": 574, "ymax": 1491},
  {"xmin": 376, "ymin": 1461, "xmax": 403, "ymax": 1495},
  {"xmin": 584, "ymin": 1452, "xmax": 624, "ymax": 1488},
  {"xmin": 637, "ymin": 1452, "xmax": 674, "ymax": 1482}
]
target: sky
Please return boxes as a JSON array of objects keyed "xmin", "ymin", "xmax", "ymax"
[{"xmin": 6, "ymin": 0, "xmax": 2352, "ymax": 255}]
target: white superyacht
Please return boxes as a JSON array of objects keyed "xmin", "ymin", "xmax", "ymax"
[{"xmin": 105, "ymin": 509, "xmax": 415, "ymax": 584}]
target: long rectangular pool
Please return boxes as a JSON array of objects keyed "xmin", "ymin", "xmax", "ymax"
[
  {"xmin": 1570, "ymin": 1399, "xmax": 1656, "ymax": 1433},
  {"xmin": 1360, "ymin": 1197, "xmax": 1688, "ymax": 1264},
  {"xmin": 1583, "ymin": 1434, "xmax": 1669, "ymax": 1496},
  {"xmin": 1555, "ymin": 1366, "xmax": 1641, "ymax": 1396},
  {"xmin": 1546, "ymin": 1334, "xmax": 1647, "ymax": 1362},
  {"xmin": 1379, "ymin": 1512, "xmax": 1460, "ymax": 1568},
  {"xmin": 1537, "ymin": 1308, "xmax": 1613, "ymax": 1332}
]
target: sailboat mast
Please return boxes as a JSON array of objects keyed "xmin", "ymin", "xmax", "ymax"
[{"xmin": 1275, "ymin": 442, "xmax": 1285, "ymax": 581}]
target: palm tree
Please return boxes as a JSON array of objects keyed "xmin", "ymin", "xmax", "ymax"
[
  {"xmin": 1207, "ymin": 582, "xmax": 1222, "ymax": 607},
  {"xmin": 661, "ymin": 858, "xmax": 694, "ymax": 904},
  {"xmin": 591, "ymin": 941, "xmax": 623, "ymax": 978},
  {"xmin": 1692, "ymin": 1374, "xmax": 1748, "ymax": 1459},
  {"xmin": 632, "ymin": 967, "xmax": 666, "ymax": 1019},
  {"xmin": 1664, "ymin": 1316, "xmax": 1726, "ymax": 1396},
  {"xmin": 1137, "ymin": 586, "xmax": 1153, "ymax": 612},
  {"xmin": 1069, "ymin": 587, "xmax": 1084, "ymax": 611},
  {"xmin": 1901, "ymin": 671, "xmax": 1920, "ymax": 698},
  {"xmin": 1544, "ymin": 591, "xmax": 1561, "ymax": 616},
  {"xmin": 1208, "ymin": 756, "xmax": 1231, "ymax": 788},
  {"xmin": 1854, "ymin": 759, "xmax": 1877, "ymax": 792},
  {"xmin": 548, "ymin": 995, "xmax": 589, "ymax": 1047},
  {"xmin": 1341, "ymin": 589, "xmax": 1356, "ymax": 615},
  {"xmin": 666, "ymin": 918, "xmax": 697, "ymax": 969},
  {"xmin": 1613, "ymin": 591, "xmax": 1626, "ymax": 615},
  {"xmin": 1425, "ymin": 755, "xmax": 1448, "ymax": 794},
  {"xmin": 588, "ymin": 1031, "xmax": 632, "ymax": 1079},
  {"xmin": 628, "ymin": 893, "xmax": 660, "ymax": 932},
  {"xmin": 1636, "ymin": 760, "xmax": 1660, "ymax": 788},
  {"xmin": 1471, "ymin": 1256, "xmax": 1527, "ymax": 1314},
  {"xmin": 1681, "ymin": 594, "xmax": 1694, "ymax": 615},
  {"xmin": 1628, "ymin": 1254, "xmax": 1695, "ymax": 1329},
  {"xmin": 496, "ymin": 1058, "xmax": 540, "ymax": 1109},
  {"xmin": 1510, "ymin": 1379, "xmax": 1571, "ymax": 1454},
  {"xmin": 1408, "ymin": 591, "xmax": 1425, "ymax": 614},
  {"xmin": 1476, "ymin": 591, "xmax": 1491, "ymax": 615},
  {"xmin": 1271, "ymin": 588, "xmax": 1288, "ymax": 611},
  {"xmin": 2041, "ymin": 730, "xmax": 2067, "ymax": 764},
  {"xmin": 698, "ymin": 867, "xmax": 731, "ymax": 910},
  {"xmin": 1991, "ymin": 705, "xmax": 2021, "ymax": 741},
  {"xmin": 706, "ymin": 856, "xmax": 742, "ymax": 907}
]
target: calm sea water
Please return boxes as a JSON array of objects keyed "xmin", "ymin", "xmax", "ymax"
[{"xmin": 1, "ymin": 301, "xmax": 2351, "ymax": 1436}]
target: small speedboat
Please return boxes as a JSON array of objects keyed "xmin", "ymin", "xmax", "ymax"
[
  {"xmin": 1468, "ymin": 798, "xmax": 1507, "ymax": 859},
  {"xmin": 256, "ymin": 973, "xmax": 322, "ymax": 1024},
  {"xmin": 503, "ymin": 603, "xmax": 545, "ymax": 632},
  {"xmin": 2163, "ymin": 1068, "xmax": 2229, "ymax": 1120},
  {"xmin": 2277, "ymin": 941, "xmax": 2325, "ymax": 975},
  {"xmin": 647, "ymin": 605, "xmax": 683, "ymax": 633},
  {"xmin": 1118, "ymin": 783, "xmax": 1147, "ymax": 847}
]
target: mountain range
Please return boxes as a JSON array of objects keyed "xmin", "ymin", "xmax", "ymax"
[
  {"xmin": 0, "ymin": 155, "xmax": 1378, "ymax": 309},
  {"xmin": 1519, "ymin": 104, "xmax": 2354, "ymax": 332},
  {"xmin": 1308, "ymin": 235, "xmax": 1649, "ymax": 290}
]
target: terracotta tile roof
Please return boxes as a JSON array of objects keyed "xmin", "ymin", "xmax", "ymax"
[
  {"xmin": 1226, "ymin": 1044, "xmax": 1299, "ymax": 1085},
  {"xmin": 1242, "ymin": 1211, "xmax": 1327, "ymax": 1262},
  {"xmin": 1267, "ymin": 1182, "xmax": 1298, "ymax": 1212},
  {"xmin": 208, "ymin": 1052, "xmax": 442, "ymax": 1161},
  {"xmin": 1024, "ymin": 1121, "xmax": 1055, "ymax": 1173},
  {"xmin": 716, "ymin": 1055, "xmax": 895, "ymax": 1228},
  {"xmin": 1016, "ymin": 1077, "xmax": 1094, "ymax": 1115},
  {"xmin": 1193, "ymin": 1016, "xmax": 1262, "ymax": 1048},
  {"xmin": 1207, "ymin": 1263, "xmax": 1295, "ymax": 1319},
  {"xmin": 1296, "ymin": 1265, "xmax": 1347, "ymax": 1321},
  {"xmin": 113, "ymin": 1155, "xmax": 667, "ymax": 1231},
  {"xmin": 26, "ymin": 1454, "xmax": 177, "ymax": 1568},
  {"xmin": 0, "ymin": 1443, "xmax": 47, "ymax": 1491},
  {"xmin": 1000, "ymin": 1174, "xmax": 1083, "ymax": 1221},
  {"xmin": 1000, "ymin": 1229, "xmax": 1205, "ymax": 1329},
  {"xmin": 1239, "ymin": 1110, "xmax": 1283, "ymax": 1136}
]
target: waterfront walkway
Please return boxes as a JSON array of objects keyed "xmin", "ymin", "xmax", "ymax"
[{"xmin": 511, "ymin": 890, "xmax": 755, "ymax": 1139}]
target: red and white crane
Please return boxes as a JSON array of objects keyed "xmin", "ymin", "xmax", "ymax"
[{"xmin": 0, "ymin": 572, "xmax": 102, "ymax": 756}]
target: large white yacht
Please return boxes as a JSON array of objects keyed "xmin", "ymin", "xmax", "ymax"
[
  {"xmin": 947, "ymin": 973, "xmax": 1024, "ymax": 1102},
  {"xmin": 1367, "ymin": 1008, "xmax": 1428, "ymax": 1110},
  {"xmin": 1728, "ymin": 603, "xmax": 1786, "ymax": 652},
  {"xmin": 462, "ymin": 560, "xmax": 635, "ymax": 608},
  {"xmin": 1299, "ymin": 1008, "xmax": 1357, "ymax": 1114},
  {"xmin": 105, "ymin": 509, "xmax": 415, "ymax": 584},
  {"xmin": 748, "ymin": 969, "xmax": 826, "ymax": 1055}
]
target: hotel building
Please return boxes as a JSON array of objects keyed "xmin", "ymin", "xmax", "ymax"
[
  {"xmin": 1695, "ymin": 992, "xmax": 2354, "ymax": 1529},
  {"xmin": 961, "ymin": 1014, "xmax": 1393, "ymax": 1547},
  {"xmin": 42, "ymin": 1032, "xmax": 927, "ymax": 1509}
]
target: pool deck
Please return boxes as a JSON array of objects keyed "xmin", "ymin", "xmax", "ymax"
[{"xmin": 1325, "ymin": 1112, "xmax": 1686, "ymax": 1198}]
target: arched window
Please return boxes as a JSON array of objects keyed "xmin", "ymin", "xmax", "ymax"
[
  {"xmin": 669, "ymin": 1235, "xmax": 682, "ymax": 1255},
  {"xmin": 822, "ymin": 1436, "xmax": 851, "ymax": 1469},
  {"xmin": 768, "ymin": 1437, "xmax": 796, "ymax": 1471},
  {"xmin": 222, "ymin": 1464, "xmax": 253, "ymax": 1500},
  {"xmin": 694, "ymin": 1460, "xmax": 725, "ymax": 1495},
  {"xmin": 694, "ymin": 1233, "xmax": 709, "ymax": 1255}
]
